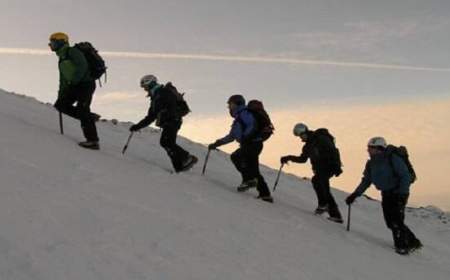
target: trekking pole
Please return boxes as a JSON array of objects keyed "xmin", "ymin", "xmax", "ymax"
[
  {"xmin": 122, "ymin": 132, "xmax": 134, "ymax": 154},
  {"xmin": 202, "ymin": 149, "xmax": 211, "ymax": 175},
  {"xmin": 59, "ymin": 112, "xmax": 64, "ymax": 135},
  {"xmin": 272, "ymin": 163, "xmax": 284, "ymax": 191},
  {"xmin": 346, "ymin": 204, "xmax": 352, "ymax": 232}
]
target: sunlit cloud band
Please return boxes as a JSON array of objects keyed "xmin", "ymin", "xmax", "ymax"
[{"xmin": 1, "ymin": 47, "xmax": 450, "ymax": 72}]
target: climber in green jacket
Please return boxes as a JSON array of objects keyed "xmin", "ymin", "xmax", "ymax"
[{"xmin": 49, "ymin": 32, "xmax": 100, "ymax": 150}]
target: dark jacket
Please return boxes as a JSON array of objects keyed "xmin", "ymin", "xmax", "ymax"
[
  {"xmin": 289, "ymin": 130, "xmax": 340, "ymax": 174},
  {"xmin": 354, "ymin": 152, "xmax": 411, "ymax": 196},
  {"xmin": 56, "ymin": 44, "xmax": 92, "ymax": 97},
  {"xmin": 134, "ymin": 84, "xmax": 180, "ymax": 130}
]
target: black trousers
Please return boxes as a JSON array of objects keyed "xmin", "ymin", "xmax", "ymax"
[
  {"xmin": 311, "ymin": 172, "xmax": 341, "ymax": 218},
  {"xmin": 382, "ymin": 192, "xmax": 420, "ymax": 249},
  {"xmin": 54, "ymin": 81, "xmax": 99, "ymax": 142},
  {"xmin": 230, "ymin": 141, "xmax": 271, "ymax": 197},
  {"xmin": 160, "ymin": 122, "xmax": 189, "ymax": 172}
]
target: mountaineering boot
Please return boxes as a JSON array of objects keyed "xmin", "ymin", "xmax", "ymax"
[
  {"xmin": 314, "ymin": 204, "xmax": 329, "ymax": 215},
  {"xmin": 327, "ymin": 206, "xmax": 343, "ymax": 223},
  {"xmin": 327, "ymin": 216, "xmax": 344, "ymax": 224},
  {"xmin": 91, "ymin": 112, "xmax": 101, "ymax": 122},
  {"xmin": 408, "ymin": 239, "xmax": 423, "ymax": 253},
  {"xmin": 178, "ymin": 155, "xmax": 198, "ymax": 173},
  {"xmin": 237, "ymin": 178, "xmax": 258, "ymax": 192},
  {"xmin": 78, "ymin": 141, "xmax": 100, "ymax": 150},
  {"xmin": 395, "ymin": 247, "xmax": 409, "ymax": 255},
  {"xmin": 256, "ymin": 195, "xmax": 274, "ymax": 203}
]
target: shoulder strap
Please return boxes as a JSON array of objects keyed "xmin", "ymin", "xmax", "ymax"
[
  {"xmin": 235, "ymin": 109, "xmax": 247, "ymax": 130},
  {"xmin": 387, "ymin": 152, "xmax": 403, "ymax": 191},
  {"xmin": 386, "ymin": 146, "xmax": 399, "ymax": 178},
  {"xmin": 58, "ymin": 46, "xmax": 72, "ymax": 62},
  {"xmin": 389, "ymin": 153, "xmax": 398, "ymax": 177}
]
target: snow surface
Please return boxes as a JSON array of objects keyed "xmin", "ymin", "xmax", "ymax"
[{"xmin": 0, "ymin": 89, "xmax": 449, "ymax": 280}]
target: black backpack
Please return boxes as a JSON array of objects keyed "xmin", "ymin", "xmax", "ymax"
[
  {"xmin": 314, "ymin": 128, "xmax": 343, "ymax": 176},
  {"xmin": 245, "ymin": 100, "xmax": 274, "ymax": 141},
  {"xmin": 386, "ymin": 145, "xmax": 417, "ymax": 183},
  {"xmin": 74, "ymin": 42, "xmax": 107, "ymax": 83},
  {"xmin": 164, "ymin": 82, "xmax": 191, "ymax": 117}
]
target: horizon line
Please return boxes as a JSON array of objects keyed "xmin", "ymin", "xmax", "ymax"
[{"xmin": 1, "ymin": 47, "xmax": 450, "ymax": 72}]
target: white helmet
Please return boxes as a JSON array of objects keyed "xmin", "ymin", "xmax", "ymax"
[
  {"xmin": 368, "ymin": 136, "xmax": 387, "ymax": 148},
  {"xmin": 293, "ymin": 123, "xmax": 308, "ymax": 136},
  {"xmin": 140, "ymin": 74, "xmax": 157, "ymax": 88}
]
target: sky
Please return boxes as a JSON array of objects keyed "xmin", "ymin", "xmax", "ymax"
[{"xmin": 1, "ymin": 0, "xmax": 450, "ymax": 210}]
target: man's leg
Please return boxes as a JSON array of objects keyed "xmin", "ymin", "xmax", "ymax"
[
  {"xmin": 252, "ymin": 142, "xmax": 271, "ymax": 198},
  {"xmin": 54, "ymin": 90, "xmax": 78, "ymax": 119},
  {"xmin": 394, "ymin": 194, "xmax": 422, "ymax": 251},
  {"xmin": 311, "ymin": 174, "xmax": 328, "ymax": 210},
  {"xmin": 76, "ymin": 82, "xmax": 99, "ymax": 142},
  {"xmin": 320, "ymin": 173, "xmax": 342, "ymax": 220},
  {"xmin": 160, "ymin": 122, "xmax": 189, "ymax": 171},
  {"xmin": 231, "ymin": 148, "xmax": 245, "ymax": 181},
  {"xmin": 232, "ymin": 146, "xmax": 259, "ymax": 192},
  {"xmin": 382, "ymin": 193, "xmax": 410, "ymax": 252}
]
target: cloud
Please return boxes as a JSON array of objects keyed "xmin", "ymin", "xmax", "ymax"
[
  {"xmin": 284, "ymin": 18, "xmax": 450, "ymax": 63},
  {"xmin": 1, "ymin": 48, "xmax": 450, "ymax": 72},
  {"xmin": 0, "ymin": 48, "xmax": 51, "ymax": 56},
  {"xmin": 95, "ymin": 91, "xmax": 142, "ymax": 104},
  {"xmin": 288, "ymin": 20, "xmax": 419, "ymax": 52},
  {"xmin": 344, "ymin": 20, "xmax": 419, "ymax": 39}
]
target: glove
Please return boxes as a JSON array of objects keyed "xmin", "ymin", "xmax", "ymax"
[
  {"xmin": 129, "ymin": 125, "xmax": 140, "ymax": 132},
  {"xmin": 208, "ymin": 142, "xmax": 219, "ymax": 150},
  {"xmin": 345, "ymin": 193, "xmax": 358, "ymax": 205},
  {"xmin": 281, "ymin": 155, "xmax": 293, "ymax": 164},
  {"xmin": 334, "ymin": 166, "xmax": 343, "ymax": 177}
]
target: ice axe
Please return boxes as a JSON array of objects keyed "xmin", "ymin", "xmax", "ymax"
[
  {"xmin": 122, "ymin": 132, "xmax": 134, "ymax": 154},
  {"xmin": 346, "ymin": 204, "xmax": 352, "ymax": 232},
  {"xmin": 272, "ymin": 163, "xmax": 284, "ymax": 191},
  {"xmin": 202, "ymin": 149, "xmax": 211, "ymax": 175},
  {"xmin": 59, "ymin": 112, "xmax": 64, "ymax": 135}
]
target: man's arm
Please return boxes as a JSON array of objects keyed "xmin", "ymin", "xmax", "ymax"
[
  {"xmin": 289, "ymin": 144, "xmax": 309, "ymax": 163},
  {"xmin": 212, "ymin": 120, "xmax": 240, "ymax": 148},
  {"xmin": 353, "ymin": 161, "xmax": 372, "ymax": 196},
  {"xmin": 132, "ymin": 107, "xmax": 156, "ymax": 131}
]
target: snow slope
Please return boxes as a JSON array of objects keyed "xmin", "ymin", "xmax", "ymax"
[{"xmin": 0, "ymin": 89, "xmax": 449, "ymax": 280}]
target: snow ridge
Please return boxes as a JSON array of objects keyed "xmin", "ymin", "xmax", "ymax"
[{"xmin": 0, "ymin": 88, "xmax": 449, "ymax": 280}]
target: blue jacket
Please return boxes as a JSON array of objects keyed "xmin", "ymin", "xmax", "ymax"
[
  {"xmin": 215, "ymin": 105, "xmax": 256, "ymax": 146},
  {"xmin": 354, "ymin": 152, "xmax": 412, "ymax": 196}
]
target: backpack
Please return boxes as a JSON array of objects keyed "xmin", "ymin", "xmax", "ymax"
[
  {"xmin": 73, "ymin": 42, "xmax": 107, "ymax": 84},
  {"xmin": 386, "ymin": 145, "xmax": 417, "ymax": 183},
  {"xmin": 245, "ymin": 100, "xmax": 274, "ymax": 141},
  {"xmin": 313, "ymin": 128, "xmax": 343, "ymax": 176},
  {"xmin": 164, "ymin": 82, "xmax": 191, "ymax": 117}
]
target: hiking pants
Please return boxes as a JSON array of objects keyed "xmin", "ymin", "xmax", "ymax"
[
  {"xmin": 311, "ymin": 172, "xmax": 342, "ymax": 218},
  {"xmin": 54, "ymin": 81, "xmax": 98, "ymax": 142},
  {"xmin": 230, "ymin": 141, "xmax": 271, "ymax": 197},
  {"xmin": 381, "ymin": 192, "xmax": 420, "ymax": 249},
  {"xmin": 160, "ymin": 121, "xmax": 189, "ymax": 172}
]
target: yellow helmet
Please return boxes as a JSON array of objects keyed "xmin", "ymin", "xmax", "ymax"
[{"xmin": 49, "ymin": 32, "xmax": 69, "ymax": 42}]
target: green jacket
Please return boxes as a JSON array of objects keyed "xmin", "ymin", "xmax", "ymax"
[{"xmin": 56, "ymin": 44, "xmax": 92, "ymax": 96}]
